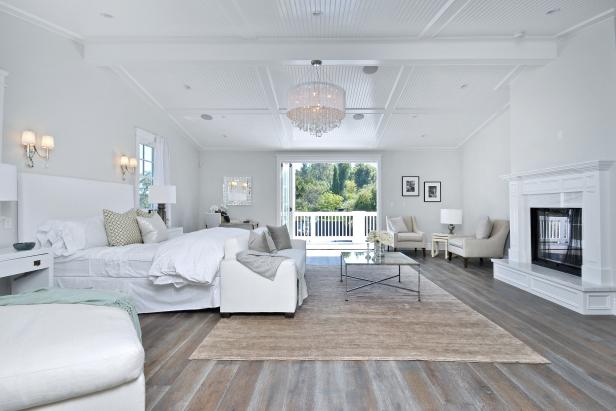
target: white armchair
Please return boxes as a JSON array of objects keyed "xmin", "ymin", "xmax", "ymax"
[
  {"xmin": 447, "ymin": 219, "xmax": 510, "ymax": 267},
  {"xmin": 220, "ymin": 234, "xmax": 307, "ymax": 318},
  {"xmin": 386, "ymin": 215, "xmax": 426, "ymax": 257}
]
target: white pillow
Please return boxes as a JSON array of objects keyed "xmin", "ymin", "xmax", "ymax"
[
  {"xmin": 137, "ymin": 214, "xmax": 169, "ymax": 243},
  {"xmin": 83, "ymin": 216, "xmax": 108, "ymax": 248},
  {"xmin": 36, "ymin": 220, "xmax": 87, "ymax": 257},
  {"xmin": 475, "ymin": 216, "xmax": 493, "ymax": 239},
  {"xmin": 388, "ymin": 217, "xmax": 408, "ymax": 233}
]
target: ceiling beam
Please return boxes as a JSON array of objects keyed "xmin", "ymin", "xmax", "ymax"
[{"xmin": 84, "ymin": 38, "xmax": 557, "ymax": 66}]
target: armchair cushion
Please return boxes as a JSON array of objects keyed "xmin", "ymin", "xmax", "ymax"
[
  {"xmin": 448, "ymin": 237, "xmax": 465, "ymax": 248},
  {"xmin": 475, "ymin": 216, "xmax": 493, "ymax": 239},
  {"xmin": 397, "ymin": 232, "xmax": 423, "ymax": 242},
  {"xmin": 388, "ymin": 217, "xmax": 408, "ymax": 233}
]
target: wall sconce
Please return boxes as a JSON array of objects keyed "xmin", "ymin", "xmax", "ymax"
[
  {"xmin": 21, "ymin": 130, "xmax": 54, "ymax": 168},
  {"xmin": 120, "ymin": 155, "xmax": 138, "ymax": 181}
]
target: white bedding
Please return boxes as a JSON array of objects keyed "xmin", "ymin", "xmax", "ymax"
[
  {"xmin": 149, "ymin": 227, "xmax": 248, "ymax": 287},
  {"xmin": 55, "ymin": 243, "xmax": 158, "ymax": 279}
]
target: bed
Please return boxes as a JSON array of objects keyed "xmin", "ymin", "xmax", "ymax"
[{"xmin": 18, "ymin": 173, "xmax": 245, "ymax": 313}]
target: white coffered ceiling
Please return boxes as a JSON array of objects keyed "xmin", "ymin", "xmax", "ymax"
[{"xmin": 0, "ymin": 0, "xmax": 613, "ymax": 150}]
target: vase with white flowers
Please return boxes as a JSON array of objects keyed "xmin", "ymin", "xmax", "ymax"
[{"xmin": 367, "ymin": 230, "xmax": 394, "ymax": 258}]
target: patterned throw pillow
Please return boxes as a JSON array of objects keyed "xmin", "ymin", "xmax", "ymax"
[{"xmin": 103, "ymin": 209, "xmax": 143, "ymax": 246}]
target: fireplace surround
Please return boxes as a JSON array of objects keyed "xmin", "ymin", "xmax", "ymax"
[{"xmin": 493, "ymin": 161, "xmax": 616, "ymax": 315}]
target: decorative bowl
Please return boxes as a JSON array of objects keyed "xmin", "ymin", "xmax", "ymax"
[{"xmin": 13, "ymin": 242, "xmax": 36, "ymax": 251}]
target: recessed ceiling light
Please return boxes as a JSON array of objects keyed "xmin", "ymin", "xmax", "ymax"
[
  {"xmin": 312, "ymin": 10, "xmax": 322, "ymax": 16},
  {"xmin": 184, "ymin": 84, "xmax": 192, "ymax": 90},
  {"xmin": 513, "ymin": 31, "xmax": 526, "ymax": 39},
  {"xmin": 353, "ymin": 113, "xmax": 365, "ymax": 120},
  {"xmin": 222, "ymin": 134, "xmax": 228, "ymax": 138},
  {"xmin": 362, "ymin": 66, "xmax": 379, "ymax": 75},
  {"xmin": 460, "ymin": 83, "xmax": 469, "ymax": 89},
  {"xmin": 420, "ymin": 134, "xmax": 427, "ymax": 138},
  {"xmin": 546, "ymin": 7, "xmax": 561, "ymax": 15},
  {"xmin": 200, "ymin": 114, "xmax": 213, "ymax": 120},
  {"xmin": 100, "ymin": 12, "xmax": 114, "ymax": 19}
]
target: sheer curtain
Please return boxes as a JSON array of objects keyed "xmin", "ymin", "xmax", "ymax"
[{"xmin": 153, "ymin": 135, "xmax": 172, "ymax": 225}]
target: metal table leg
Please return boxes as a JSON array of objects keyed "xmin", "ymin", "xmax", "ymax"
[
  {"xmin": 398, "ymin": 265, "xmax": 401, "ymax": 282},
  {"xmin": 345, "ymin": 263, "xmax": 349, "ymax": 301},
  {"xmin": 340, "ymin": 254, "xmax": 343, "ymax": 282},
  {"xmin": 418, "ymin": 265, "xmax": 421, "ymax": 302}
]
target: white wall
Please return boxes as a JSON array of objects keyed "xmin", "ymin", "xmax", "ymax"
[
  {"xmin": 0, "ymin": 14, "xmax": 201, "ymax": 246},
  {"xmin": 200, "ymin": 151, "xmax": 278, "ymax": 227},
  {"xmin": 509, "ymin": 17, "xmax": 616, "ymax": 281},
  {"xmin": 460, "ymin": 110, "xmax": 511, "ymax": 233},
  {"xmin": 380, "ymin": 150, "xmax": 462, "ymax": 241},
  {"xmin": 510, "ymin": 18, "xmax": 616, "ymax": 173},
  {"xmin": 200, "ymin": 149, "xmax": 463, "ymax": 245}
]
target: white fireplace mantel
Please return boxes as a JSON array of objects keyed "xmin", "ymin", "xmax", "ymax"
[{"xmin": 493, "ymin": 160, "xmax": 616, "ymax": 315}]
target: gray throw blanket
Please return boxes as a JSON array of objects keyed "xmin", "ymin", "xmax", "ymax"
[{"xmin": 236, "ymin": 250, "xmax": 290, "ymax": 280}]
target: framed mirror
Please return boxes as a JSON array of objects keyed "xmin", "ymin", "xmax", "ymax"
[{"xmin": 223, "ymin": 176, "xmax": 252, "ymax": 206}]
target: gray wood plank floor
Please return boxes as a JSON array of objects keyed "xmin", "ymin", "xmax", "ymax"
[{"xmin": 140, "ymin": 256, "xmax": 616, "ymax": 411}]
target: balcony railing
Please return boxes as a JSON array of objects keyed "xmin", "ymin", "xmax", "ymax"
[{"xmin": 293, "ymin": 211, "xmax": 378, "ymax": 243}]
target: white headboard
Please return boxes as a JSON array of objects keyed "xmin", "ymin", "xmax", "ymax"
[{"xmin": 18, "ymin": 173, "xmax": 135, "ymax": 241}]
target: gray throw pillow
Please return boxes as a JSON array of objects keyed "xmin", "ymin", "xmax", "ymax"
[
  {"xmin": 103, "ymin": 209, "xmax": 143, "ymax": 246},
  {"xmin": 267, "ymin": 225, "xmax": 292, "ymax": 250},
  {"xmin": 475, "ymin": 216, "xmax": 493, "ymax": 239},
  {"xmin": 248, "ymin": 230, "xmax": 271, "ymax": 253}
]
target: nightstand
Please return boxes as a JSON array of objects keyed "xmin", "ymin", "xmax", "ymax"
[
  {"xmin": 167, "ymin": 227, "xmax": 184, "ymax": 239},
  {"xmin": 0, "ymin": 248, "xmax": 54, "ymax": 295}
]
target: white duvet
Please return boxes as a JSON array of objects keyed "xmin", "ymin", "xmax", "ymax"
[{"xmin": 149, "ymin": 227, "xmax": 248, "ymax": 287}]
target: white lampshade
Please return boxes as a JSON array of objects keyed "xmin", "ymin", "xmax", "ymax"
[
  {"xmin": 120, "ymin": 155, "xmax": 129, "ymax": 167},
  {"xmin": 149, "ymin": 185, "xmax": 176, "ymax": 204},
  {"xmin": 21, "ymin": 130, "xmax": 36, "ymax": 146},
  {"xmin": 440, "ymin": 209, "xmax": 462, "ymax": 225},
  {"xmin": 128, "ymin": 157, "xmax": 138, "ymax": 168},
  {"xmin": 41, "ymin": 135, "xmax": 55, "ymax": 149},
  {"xmin": 0, "ymin": 163, "xmax": 17, "ymax": 201}
]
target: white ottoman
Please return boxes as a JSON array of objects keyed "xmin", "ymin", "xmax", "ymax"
[{"xmin": 0, "ymin": 304, "xmax": 144, "ymax": 411}]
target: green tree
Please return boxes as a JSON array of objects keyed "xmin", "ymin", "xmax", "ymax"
[
  {"xmin": 337, "ymin": 163, "xmax": 350, "ymax": 192},
  {"xmin": 354, "ymin": 184, "xmax": 377, "ymax": 211},
  {"xmin": 331, "ymin": 166, "xmax": 341, "ymax": 195},
  {"xmin": 353, "ymin": 163, "xmax": 376, "ymax": 188},
  {"xmin": 318, "ymin": 192, "xmax": 344, "ymax": 211}
]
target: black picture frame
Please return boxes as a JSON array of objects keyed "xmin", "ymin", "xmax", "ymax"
[
  {"xmin": 423, "ymin": 181, "xmax": 442, "ymax": 202},
  {"xmin": 401, "ymin": 176, "xmax": 420, "ymax": 197}
]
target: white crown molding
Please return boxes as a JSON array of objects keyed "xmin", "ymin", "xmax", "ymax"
[
  {"xmin": 456, "ymin": 103, "xmax": 510, "ymax": 149},
  {"xmin": 109, "ymin": 65, "xmax": 205, "ymax": 151},
  {"xmin": 555, "ymin": 9, "xmax": 615, "ymax": 38},
  {"xmin": 501, "ymin": 160, "xmax": 615, "ymax": 181},
  {"xmin": 0, "ymin": 1, "xmax": 83, "ymax": 43}
]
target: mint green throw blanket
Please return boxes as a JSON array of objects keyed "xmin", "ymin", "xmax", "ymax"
[{"xmin": 0, "ymin": 288, "xmax": 141, "ymax": 340}]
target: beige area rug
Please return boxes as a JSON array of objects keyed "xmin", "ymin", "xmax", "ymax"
[{"xmin": 191, "ymin": 265, "xmax": 548, "ymax": 363}]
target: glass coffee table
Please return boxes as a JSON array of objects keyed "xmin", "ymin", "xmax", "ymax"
[{"xmin": 340, "ymin": 251, "xmax": 421, "ymax": 301}]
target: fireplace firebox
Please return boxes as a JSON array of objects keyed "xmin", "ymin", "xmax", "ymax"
[{"xmin": 530, "ymin": 208, "xmax": 582, "ymax": 276}]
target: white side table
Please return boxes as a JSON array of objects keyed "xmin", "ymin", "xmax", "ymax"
[
  {"xmin": 167, "ymin": 227, "xmax": 184, "ymax": 239},
  {"xmin": 431, "ymin": 233, "xmax": 452, "ymax": 258},
  {"xmin": 0, "ymin": 248, "xmax": 54, "ymax": 295}
]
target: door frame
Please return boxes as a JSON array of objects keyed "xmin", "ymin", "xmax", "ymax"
[{"xmin": 275, "ymin": 152, "xmax": 382, "ymax": 230}]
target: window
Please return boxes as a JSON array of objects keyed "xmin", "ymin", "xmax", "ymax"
[{"xmin": 138, "ymin": 143, "xmax": 154, "ymax": 209}]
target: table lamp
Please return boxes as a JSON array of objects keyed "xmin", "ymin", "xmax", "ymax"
[
  {"xmin": 149, "ymin": 185, "xmax": 176, "ymax": 226},
  {"xmin": 440, "ymin": 209, "xmax": 462, "ymax": 234}
]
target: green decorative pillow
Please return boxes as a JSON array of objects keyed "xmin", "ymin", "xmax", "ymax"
[{"xmin": 103, "ymin": 209, "xmax": 143, "ymax": 246}]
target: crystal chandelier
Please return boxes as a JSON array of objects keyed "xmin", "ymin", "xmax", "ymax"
[{"xmin": 287, "ymin": 60, "xmax": 346, "ymax": 138}]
